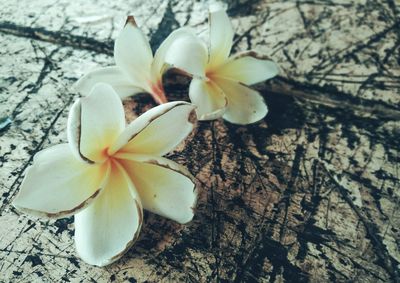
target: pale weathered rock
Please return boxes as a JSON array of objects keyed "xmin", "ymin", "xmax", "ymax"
[{"xmin": 0, "ymin": 0, "xmax": 399, "ymax": 282}]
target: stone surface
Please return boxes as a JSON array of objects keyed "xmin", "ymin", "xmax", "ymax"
[{"xmin": 0, "ymin": 0, "xmax": 399, "ymax": 282}]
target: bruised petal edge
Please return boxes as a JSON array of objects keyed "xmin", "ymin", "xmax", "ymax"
[
  {"xmin": 109, "ymin": 101, "xmax": 196, "ymax": 155},
  {"xmin": 125, "ymin": 15, "xmax": 137, "ymax": 27},
  {"xmin": 13, "ymin": 186, "xmax": 102, "ymax": 219},
  {"xmin": 108, "ymin": 199, "xmax": 143, "ymax": 265},
  {"xmin": 67, "ymin": 99, "xmax": 95, "ymax": 164}
]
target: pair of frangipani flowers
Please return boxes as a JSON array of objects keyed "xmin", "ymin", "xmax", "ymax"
[{"xmin": 13, "ymin": 6, "xmax": 279, "ymax": 266}]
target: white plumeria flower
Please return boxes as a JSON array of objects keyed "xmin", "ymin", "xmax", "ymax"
[
  {"xmin": 13, "ymin": 83, "xmax": 198, "ymax": 266},
  {"xmin": 75, "ymin": 16, "xmax": 194, "ymax": 105},
  {"xmin": 165, "ymin": 6, "xmax": 279, "ymax": 124}
]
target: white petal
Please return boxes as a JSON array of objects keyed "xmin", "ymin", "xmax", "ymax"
[
  {"xmin": 214, "ymin": 51, "xmax": 279, "ymax": 85},
  {"xmin": 109, "ymin": 102, "xmax": 195, "ymax": 156},
  {"xmin": 13, "ymin": 144, "xmax": 109, "ymax": 218},
  {"xmin": 164, "ymin": 31, "xmax": 208, "ymax": 78},
  {"xmin": 75, "ymin": 162, "xmax": 142, "ymax": 266},
  {"xmin": 114, "ymin": 16, "xmax": 153, "ymax": 89},
  {"xmin": 117, "ymin": 153, "xmax": 197, "ymax": 224},
  {"xmin": 78, "ymin": 83, "xmax": 126, "ymax": 162},
  {"xmin": 74, "ymin": 66, "xmax": 145, "ymax": 99},
  {"xmin": 189, "ymin": 78, "xmax": 227, "ymax": 120},
  {"xmin": 208, "ymin": 8, "xmax": 233, "ymax": 67},
  {"xmin": 214, "ymin": 78, "xmax": 268, "ymax": 125},
  {"xmin": 152, "ymin": 27, "xmax": 197, "ymax": 78}
]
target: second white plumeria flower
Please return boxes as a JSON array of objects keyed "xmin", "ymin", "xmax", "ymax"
[
  {"xmin": 165, "ymin": 6, "xmax": 279, "ymax": 124},
  {"xmin": 13, "ymin": 83, "xmax": 198, "ymax": 266},
  {"xmin": 75, "ymin": 16, "xmax": 194, "ymax": 104}
]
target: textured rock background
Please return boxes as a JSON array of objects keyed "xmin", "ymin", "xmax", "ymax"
[{"xmin": 0, "ymin": 0, "xmax": 399, "ymax": 282}]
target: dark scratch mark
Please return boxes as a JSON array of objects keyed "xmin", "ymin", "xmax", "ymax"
[{"xmin": 0, "ymin": 21, "xmax": 113, "ymax": 56}]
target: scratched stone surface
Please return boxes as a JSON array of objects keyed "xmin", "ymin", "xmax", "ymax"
[{"xmin": 0, "ymin": 0, "xmax": 399, "ymax": 282}]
